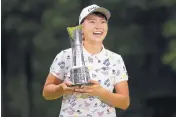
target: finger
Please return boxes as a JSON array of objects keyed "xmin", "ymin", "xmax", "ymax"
[
  {"xmin": 68, "ymin": 86, "xmax": 78, "ymax": 90},
  {"xmin": 75, "ymin": 89, "xmax": 92, "ymax": 93},
  {"xmin": 62, "ymin": 84, "xmax": 67, "ymax": 89},
  {"xmin": 65, "ymin": 90, "xmax": 74, "ymax": 94},
  {"xmin": 81, "ymin": 85, "xmax": 93, "ymax": 89},
  {"xmin": 64, "ymin": 80, "xmax": 73, "ymax": 86},
  {"xmin": 73, "ymin": 86, "xmax": 80, "ymax": 89},
  {"xmin": 63, "ymin": 85, "xmax": 76, "ymax": 91},
  {"xmin": 74, "ymin": 89, "xmax": 83, "ymax": 92},
  {"xmin": 72, "ymin": 86, "xmax": 80, "ymax": 91}
]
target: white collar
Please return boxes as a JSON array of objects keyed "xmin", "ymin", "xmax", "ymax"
[{"xmin": 83, "ymin": 45, "xmax": 106, "ymax": 58}]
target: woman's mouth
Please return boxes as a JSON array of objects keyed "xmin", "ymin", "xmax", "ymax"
[{"xmin": 93, "ymin": 31, "xmax": 103, "ymax": 37}]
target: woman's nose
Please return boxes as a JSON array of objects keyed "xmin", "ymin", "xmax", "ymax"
[{"xmin": 95, "ymin": 22, "xmax": 102, "ymax": 29}]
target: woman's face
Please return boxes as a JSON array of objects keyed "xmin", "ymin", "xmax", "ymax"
[{"xmin": 82, "ymin": 13, "xmax": 108, "ymax": 43}]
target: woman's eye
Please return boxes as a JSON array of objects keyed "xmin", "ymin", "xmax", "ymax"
[
  {"xmin": 90, "ymin": 21, "xmax": 95, "ymax": 23},
  {"xmin": 102, "ymin": 21, "xmax": 106, "ymax": 23}
]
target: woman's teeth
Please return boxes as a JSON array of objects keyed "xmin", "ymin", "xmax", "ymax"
[{"xmin": 93, "ymin": 31, "xmax": 103, "ymax": 36}]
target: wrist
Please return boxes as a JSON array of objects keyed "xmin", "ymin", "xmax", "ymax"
[{"xmin": 98, "ymin": 88, "xmax": 107, "ymax": 98}]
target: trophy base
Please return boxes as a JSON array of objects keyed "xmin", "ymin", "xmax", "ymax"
[{"xmin": 69, "ymin": 82, "xmax": 93, "ymax": 87}]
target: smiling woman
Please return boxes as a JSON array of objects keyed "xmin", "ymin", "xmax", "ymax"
[
  {"xmin": 82, "ymin": 12, "xmax": 108, "ymax": 45},
  {"xmin": 43, "ymin": 4, "xmax": 130, "ymax": 117}
]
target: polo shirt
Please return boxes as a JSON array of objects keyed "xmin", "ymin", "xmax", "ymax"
[{"xmin": 50, "ymin": 46, "xmax": 128, "ymax": 117}]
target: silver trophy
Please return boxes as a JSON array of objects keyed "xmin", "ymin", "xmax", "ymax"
[{"xmin": 67, "ymin": 25, "xmax": 92, "ymax": 86}]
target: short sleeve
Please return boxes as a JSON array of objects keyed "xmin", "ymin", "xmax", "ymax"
[
  {"xmin": 50, "ymin": 51, "xmax": 65, "ymax": 80},
  {"xmin": 114, "ymin": 56, "xmax": 128, "ymax": 85}
]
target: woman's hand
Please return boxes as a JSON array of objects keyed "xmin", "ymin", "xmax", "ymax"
[
  {"xmin": 58, "ymin": 81, "xmax": 79, "ymax": 95},
  {"xmin": 74, "ymin": 80, "xmax": 105, "ymax": 97}
]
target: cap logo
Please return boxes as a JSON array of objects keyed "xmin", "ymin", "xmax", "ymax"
[{"xmin": 88, "ymin": 6, "xmax": 99, "ymax": 12}]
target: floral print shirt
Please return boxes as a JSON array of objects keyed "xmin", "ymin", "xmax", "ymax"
[{"xmin": 50, "ymin": 46, "xmax": 128, "ymax": 117}]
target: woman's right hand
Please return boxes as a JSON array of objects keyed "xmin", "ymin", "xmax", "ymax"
[
  {"xmin": 59, "ymin": 81, "xmax": 79, "ymax": 95},
  {"xmin": 43, "ymin": 74, "xmax": 79, "ymax": 100}
]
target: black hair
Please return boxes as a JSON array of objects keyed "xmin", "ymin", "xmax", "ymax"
[{"xmin": 81, "ymin": 12, "xmax": 107, "ymax": 24}]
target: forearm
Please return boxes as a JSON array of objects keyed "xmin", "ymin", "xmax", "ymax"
[
  {"xmin": 43, "ymin": 84, "xmax": 63, "ymax": 100},
  {"xmin": 99, "ymin": 90, "xmax": 130, "ymax": 110}
]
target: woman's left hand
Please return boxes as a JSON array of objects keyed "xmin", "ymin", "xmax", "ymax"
[{"xmin": 74, "ymin": 80, "xmax": 105, "ymax": 96}]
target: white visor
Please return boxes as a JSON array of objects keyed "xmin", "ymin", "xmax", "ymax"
[{"xmin": 79, "ymin": 4, "xmax": 111, "ymax": 24}]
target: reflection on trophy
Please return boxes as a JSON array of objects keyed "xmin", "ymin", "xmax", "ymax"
[{"xmin": 67, "ymin": 25, "xmax": 92, "ymax": 86}]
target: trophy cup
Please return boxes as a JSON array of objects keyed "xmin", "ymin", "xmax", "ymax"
[{"xmin": 67, "ymin": 25, "xmax": 92, "ymax": 86}]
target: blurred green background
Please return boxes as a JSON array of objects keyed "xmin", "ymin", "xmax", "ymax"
[{"xmin": 1, "ymin": 0, "xmax": 176, "ymax": 117}]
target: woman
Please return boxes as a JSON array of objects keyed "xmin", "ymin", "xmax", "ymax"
[{"xmin": 43, "ymin": 4, "xmax": 130, "ymax": 117}]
